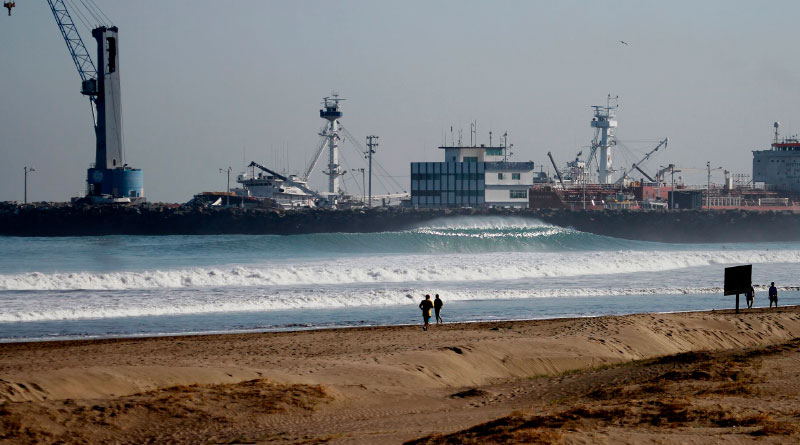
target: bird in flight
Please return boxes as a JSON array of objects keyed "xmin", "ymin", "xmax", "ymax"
[{"xmin": 619, "ymin": 40, "xmax": 629, "ymax": 46}]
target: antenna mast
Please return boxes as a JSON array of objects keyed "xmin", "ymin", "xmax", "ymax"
[
  {"xmin": 470, "ymin": 121, "xmax": 476, "ymax": 146},
  {"xmin": 320, "ymin": 93, "xmax": 345, "ymax": 195},
  {"xmin": 503, "ymin": 131, "xmax": 509, "ymax": 162},
  {"xmin": 590, "ymin": 94, "xmax": 619, "ymax": 183}
]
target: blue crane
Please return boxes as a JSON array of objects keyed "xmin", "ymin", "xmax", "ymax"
[{"xmin": 8, "ymin": 1, "xmax": 144, "ymax": 201}]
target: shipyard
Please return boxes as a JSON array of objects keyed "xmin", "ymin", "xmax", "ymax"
[
  {"xmin": 2, "ymin": 3, "xmax": 800, "ymax": 220},
  {"xmin": 4, "ymin": 77, "xmax": 800, "ymax": 239},
  {"xmin": 4, "ymin": 2, "xmax": 800, "ymax": 444}
]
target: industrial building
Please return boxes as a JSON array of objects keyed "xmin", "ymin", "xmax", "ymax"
[{"xmin": 410, "ymin": 143, "xmax": 537, "ymax": 208}]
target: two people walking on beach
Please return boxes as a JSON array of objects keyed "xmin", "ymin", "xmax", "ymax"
[
  {"xmin": 745, "ymin": 282, "xmax": 778, "ymax": 309},
  {"xmin": 419, "ymin": 294, "xmax": 443, "ymax": 331}
]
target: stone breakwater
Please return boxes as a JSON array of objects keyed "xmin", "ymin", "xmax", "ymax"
[{"xmin": 1, "ymin": 202, "xmax": 800, "ymax": 242}]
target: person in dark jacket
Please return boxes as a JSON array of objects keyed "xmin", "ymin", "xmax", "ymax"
[
  {"xmin": 419, "ymin": 294, "xmax": 434, "ymax": 331},
  {"xmin": 745, "ymin": 285, "xmax": 755, "ymax": 309},
  {"xmin": 769, "ymin": 282, "xmax": 778, "ymax": 308},
  {"xmin": 434, "ymin": 294, "xmax": 443, "ymax": 324}
]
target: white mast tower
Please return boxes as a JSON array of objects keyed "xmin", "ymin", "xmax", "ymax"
[
  {"xmin": 320, "ymin": 93, "xmax": 345, "ymax": 195},
  {"xmin": 590, "ymin": 95, "xmax": 618, "ymax": 184}
]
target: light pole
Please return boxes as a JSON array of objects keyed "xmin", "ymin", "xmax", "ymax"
[
  {"xmin": 219, "ymin": 167, "xmax": 231, "ymax": 206},
  {"xmin": 353, "ymin": 168, "xmax": 365, "ymax": 204},
  {"xmin": 24, "ymin": 166, "xmax": 35, "ymax": 204},
  {"xmin": 366, "ymin": 135, "xmax": 378, "ymax": 208},
  {"xmin": 707, "ymin": 162, "xmax": 711, "ymax": 210},
  {"xmin": 706, "ymin": 162, "xmax": 722, "ymax": 210}
]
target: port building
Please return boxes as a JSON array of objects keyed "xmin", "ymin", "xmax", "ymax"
[{"xmin": 410, "ymin": 144, "xmax": 537, "ymax": 208}]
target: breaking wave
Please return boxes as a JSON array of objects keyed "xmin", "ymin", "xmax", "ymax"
[
  {"xmin": 3, "ymin": 248, "xmax": 800, "ymax": 292},
  {"xmin": 0, "ymin": 217, "xmax": 645, "ymax": 273}
]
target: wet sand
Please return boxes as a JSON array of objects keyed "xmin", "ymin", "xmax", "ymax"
[{"xmin": 2, "ymin": 306, "xmax": 800, "ymax": 443}]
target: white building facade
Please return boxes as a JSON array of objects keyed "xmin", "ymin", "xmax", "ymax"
[{"xmin": 411, "ymin": 145, "xmax": 535, "ymax": 208}]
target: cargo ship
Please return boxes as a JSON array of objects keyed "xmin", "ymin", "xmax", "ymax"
[{"xmin": 529, "ymin": 101, "xmax": 800, "ymax": 211}]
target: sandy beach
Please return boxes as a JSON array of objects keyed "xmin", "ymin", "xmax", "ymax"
[{"xmin": 2, "ymin": 307, "xmax": 800, "ymax": 443}]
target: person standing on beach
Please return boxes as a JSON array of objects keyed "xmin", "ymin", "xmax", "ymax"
[
  {"xmin": 419, "ymin": 295, "xmax": 434, "ymax": 331},
  {"xmin": 434, "ymin": 294, "xmax": 443, "ymax": 324},
  {"xmin": 769, "ymin": 282, "xmax": 778, "ymax": 308},
  {"xmin": 746, "ymin": 285, "xmax": 755, "ymax": 309}
]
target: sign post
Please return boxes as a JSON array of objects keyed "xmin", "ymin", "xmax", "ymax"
[{"xmin": 724, "ymin": 265, "xmax": 752, "ymax": 314}]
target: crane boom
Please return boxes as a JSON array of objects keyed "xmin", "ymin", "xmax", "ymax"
[
  {"xmin": 46, "ymin": 0, "xmax": 98, "ymax": 95},
  {"xmin": 617, "ymin": 137, "xmax": 668, "ymax": 184},
  {"xmin": 248, "ymin": 161, "xmax": 287, "ymax": 181},
  {"xmin": 547, "ymin": 151, "xmax": 565, "ymax": 187},
  {"xmin": 9, "ymin": 1, "xmax": 144, "ymax": 200},
  {"xmin": 634, "ymin": 164, "xmax": 655, "ymax": 182}
]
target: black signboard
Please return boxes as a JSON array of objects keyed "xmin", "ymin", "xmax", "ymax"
[{"xmin": 724, "ymin": 265, "xmax": 752, "ymax": 296}]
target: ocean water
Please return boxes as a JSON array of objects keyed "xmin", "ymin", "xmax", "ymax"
[{"xmin": 1, "ymin": 216, "xmax": 798, "ymax": 341}]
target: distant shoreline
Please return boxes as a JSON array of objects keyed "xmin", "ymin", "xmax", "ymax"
[{"xmin": 3, "ymin": 203, "xmax": 800, "ymax": 242}]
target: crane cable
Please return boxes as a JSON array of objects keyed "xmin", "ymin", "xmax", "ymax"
[
  {"xmin": 340, "ymin": 127, "xmax": 394, "ymax": 195},
  {"xmin": 76, "ymin": 0, "xmax": 101, "ymax": 26},
  {"xmin": 64, "ymin": 0, "xmax": 93, "ymax": 31},
  {"xmin": 63, "ymin": 0, "xmax": 113, "ymax": 32},
  {"xmin": 339, "ymin": 125, "xmax": 390, "ymax": 193},
  {"xmin": 85, "ymin": 0, "xmax": 112, "ymax": 25},
  {"xmin": 340, "ymin": 125, "xmax": 406, "ymax": 193},
  {"xmin": 335, "ymin": 149, "xmax": 352, "ymax": 194},
  {"xmin": 336, "ymin": 146, "xmax": 367, "ymax": 198}
]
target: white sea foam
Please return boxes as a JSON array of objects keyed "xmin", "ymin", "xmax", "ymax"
[
  {"xmin": 0, "ymin": 284, "xmax": 755, "ymax": 323},
  {"xmin": 413, "ymin": 216, "xmax": 556, "ymax": 230},
  {"xmin": 414, "ymin": 227, "xmax": 566, "ymax": 238},
  {"xmin": 2, "ymin": 248, "xmax": 799, "ymax": 291}
]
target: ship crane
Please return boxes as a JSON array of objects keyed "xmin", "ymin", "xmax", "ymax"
[
  {"xmin": 547, "ymin": 152, "xmax": 565, "ymax": 187},
  {"xmin": 615, "ymin": 137, "xmax": 668, "ymax": 184}
]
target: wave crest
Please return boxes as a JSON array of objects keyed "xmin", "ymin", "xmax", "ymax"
[{"xmin": 3, "ymin": 249, "xmax": 800, "ymax": 291}]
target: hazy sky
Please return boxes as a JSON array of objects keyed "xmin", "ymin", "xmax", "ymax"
[{"xmin": 1, "ymin": 0, "xmax": 798, "ymax": 203}]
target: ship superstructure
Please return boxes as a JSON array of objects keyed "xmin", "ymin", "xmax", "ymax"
[
  {"xmin": 233, "ymin": 167, "xmax": 315, "ymax": 208},
  {"xmin": 753, "ymin": 122, "xmax": 800, "ymax": 192}
]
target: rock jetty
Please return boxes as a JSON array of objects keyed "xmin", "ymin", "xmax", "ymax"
[{"xmin": 1, "ymin": 202, "xmax": 799, "ymax": 242}]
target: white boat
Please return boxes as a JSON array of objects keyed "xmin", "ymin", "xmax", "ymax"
[{"xmin": 233, "ymin": 170, "xmax": 315, "ymax": 208}]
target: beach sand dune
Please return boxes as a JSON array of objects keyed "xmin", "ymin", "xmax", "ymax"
[{"xmin": 2, "ymin": 307, "xmax": 800, "ymax": 443}]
